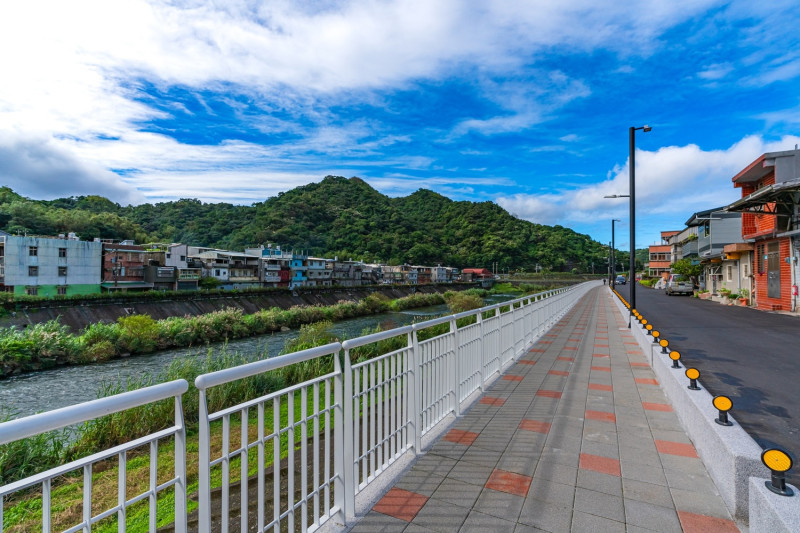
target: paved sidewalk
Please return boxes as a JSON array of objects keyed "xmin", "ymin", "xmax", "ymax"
[{"xmin": 349, "ymin": 287, "xmax": 740, "ymax": 532}]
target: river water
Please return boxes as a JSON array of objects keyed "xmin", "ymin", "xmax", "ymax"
[{"xmin": 0, "ymin": 295, "xmax": 514, "ymax": 418}]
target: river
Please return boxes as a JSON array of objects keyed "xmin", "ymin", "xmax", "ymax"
[{"xmin": 0, "ymin": 295, "xmax": 515, "ymax": 418}]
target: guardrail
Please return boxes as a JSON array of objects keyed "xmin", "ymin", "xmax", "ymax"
[
  {"xmin": 0, "ymin": 282, "xmax": 596, "ymax": 532},
  {"xmin": 0, "ymin": 380, "xmax": 188, "ymax": 533}
]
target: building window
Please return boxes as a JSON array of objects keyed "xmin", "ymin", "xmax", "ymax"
[
  {"xmin": 58, "ymin": 247, "xmax": 67, "ymax": 258},
  {"xmin": 29, "ymin": 246, "xmax": 38, "ymax": 256},
  {"xmin": 744, "ymin": 263, "xmax": 749, "ymax": 276},
  {"xmin": 26, "ymin": 286, "xmax": 38, "ymax": 295},
  {"xmin": 58, "ymin": 266, "xmax": 67, "ymax": 277},
  {"xmin": 756, "ymin": 244, "xmax": 765, "ymax": 273},
  {"xmin": 166, "ymin": 253, "xmax": 171, "ymax": 258},
  {"xmin": 57, "ymin": 286, "xmax": 67, "ymax": 295},
  {"xmin": 180, "ymin": 255, "xmax": 186, "ymax": 261},
  {"xmin": 215, "ymin": 269, "xmax": 221, "ymax": 276},
  {"xmin": 28, "ymin": 266, "xmax": 38, "ymax": 277},
  {"xmin": 727, "ymin": 265, "xmax": 732, "ymax": 282}
]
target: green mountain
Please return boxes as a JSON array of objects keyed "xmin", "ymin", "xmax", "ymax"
[{"xmin": 0, "ymin": 177, "xmax": 611, "ymax": 272}]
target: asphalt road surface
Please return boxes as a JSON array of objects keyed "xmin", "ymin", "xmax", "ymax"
[{"xmin": 613, "ymin": 282, "xmax": 800, "ymax": 486}]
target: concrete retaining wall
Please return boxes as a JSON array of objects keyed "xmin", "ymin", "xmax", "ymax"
[{"xmin": 610, "ymin": 288, "xmax": 799, "ymax": 527}]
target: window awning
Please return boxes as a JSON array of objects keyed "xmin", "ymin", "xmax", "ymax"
[{"xmin": 724, "ymin": 178, "xmax": 800, "ymax": 215}]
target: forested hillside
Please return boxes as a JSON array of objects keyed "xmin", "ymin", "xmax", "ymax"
[{"xmin": 0, "ymin": 177, "xmax": 610, "ymax": 271}]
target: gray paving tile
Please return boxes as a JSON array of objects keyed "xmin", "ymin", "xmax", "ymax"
[
  {"xmin": 394, "ymin": 470, "xmax": 446, "ymax": 497},
  {"xmin": 413, "ymin": 454, "xmax": 458, "ymax": 476},
  {"xmin": 576, "ymin": 469, "xmax": 623, "ymax": 497},
  {"xmin": 620, "ymin": 460, "xmax": 668, "ymax": 486},
  {"xmin": 621, "ymin": 478, "xmax": 674, "ymax": 508},
  {"xmin": 446, "ymin": 461, "xmax": 494, "ymax": 486},
  {"xmin": 350, "ymin": 511, "xmax": 411, "ymax": 532},
  {"xmin": 570, "ymin": 510, "xmax": 625, "ymax": 533},
  {"xmin": 623, "ymin": 498, "xmax": 682, "ymax": 533},
  {"xmin": 459, "ymin": 510, "xmax": 517, "ymax": 533},
  {"xmin": 411, "ymin": 497, "xmax": 471, "ymax": 533},
  {"xmin": 669, "ymin": 487, "xmax": 732, "ymax": 520},
  {"xmin": 431, "ymin": 477, "xmax": 484, "ymax": 508},
  {"xmin": 518, "ymin": 497, "xmax": 573, "ymax": 532},
  {"xmin": 472, "ymin": 488, "xmax": 525, "ymax": 521},
  {"xmin": 526, "ymin": 476, "xmax": 576, "ymax": 507},
  {"xmin": 573, "ymin": 487, "xmax": 625, "ymax": 522},
  {"xmin": 496, "ymin": 454, "xmax": 539, "ymax": 477}
]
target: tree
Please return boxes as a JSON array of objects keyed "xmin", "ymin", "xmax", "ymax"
[{"xmin": 670, "ymin": 258, "xmax": 703, "ymax": 286}]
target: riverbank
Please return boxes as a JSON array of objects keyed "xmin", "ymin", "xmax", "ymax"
[
  {"xmin": 0, "ymin": 290, "xmax": 465, "ymax": 378},
  {"xmin": 0, "ymin": 283, "xmax": 478, "ymax": 332}
]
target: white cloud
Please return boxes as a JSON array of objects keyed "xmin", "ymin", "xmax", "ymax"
[
  {"xmin": 497, "ymin": 134, "xmax": 800, "ymax": 235},
  {"xmin": 0, "ymin": 133, "xmax": 145, "ymax": 204}
]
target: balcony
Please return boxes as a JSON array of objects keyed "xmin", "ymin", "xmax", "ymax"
[
  {"xmin": 264, "ymin": 275, "xmax": 282, "ymax": 283},
  {"xmin": 178, "ymin": 269, "xmax": 201, "ymax": 280},
  {"xmin": 265, "ymin": 264, "xmax": 281, "ymax": 271},
  {"xmin": 229, "ymin": 275, "xmax": 260, "ymax": 282}
]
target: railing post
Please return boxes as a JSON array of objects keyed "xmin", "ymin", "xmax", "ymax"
[
  {"xmin": 451, "ymin": 316, "xmax": 461, "ymax": 416},
  {"xmin": 409, "ymin": 330, "xmax": 422, "ymax": 454},
  {"xmin": 173, "ymin": 395, "xmax": 187, "ymax": 533},
  {"xmin": 337, "ymin": 348, "xmax": 352, "ymax": 521},
  {"xmin": 478, "ymin": 310, "xmax": 485, "ymax": 392},
  {"xmin": 197, "ymin": 389, "xmax": 211, "ymax": 533}
]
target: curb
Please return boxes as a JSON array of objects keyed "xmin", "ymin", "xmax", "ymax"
[{"xmin": 610, "ymin": 288, "xmax": 799, "ymax": 527}]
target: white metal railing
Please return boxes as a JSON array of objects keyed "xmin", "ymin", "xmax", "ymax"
[
  {"xmin": 194, "ymin": 281, "xmax": 595, "ymax": 530},
  {"xmin": 0, "ymin": 380, "xmax": 188, "ymax": 533},
  {"xmin": 0, "ymin": 281, "xmax": 597, "ymax": 532}
]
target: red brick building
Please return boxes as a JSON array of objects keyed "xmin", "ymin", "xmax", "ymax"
[
  {"xmin": 728, "ymin": 149, "xmax": 800, "ymax": 311},
  {"xmin": 648, "ymin": 231, "xmax": 680, "ymax": 279}
]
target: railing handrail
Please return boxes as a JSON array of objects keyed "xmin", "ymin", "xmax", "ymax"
[
  {"xmin": 194, "ymin": 341, "xmax": 342, "ymax": 390},
  {"xmin": 342, "ymin": 325, "xmax": 413, "ymax": 350},
  {"xmin": 0, "ymin": 379, "xmax": 188, "ymax": 446}
]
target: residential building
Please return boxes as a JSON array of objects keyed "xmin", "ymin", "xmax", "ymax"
[
  {"xmin": 0, "ymin": 231, "xmax": 101, "ymax": 296},
  {"xmin": 648, "ymin": 231, "xmax": 679, "ymax": 279},
  {"xmin": 306, "ymin": 257, "xmax": 332, "ymax": 287},
  {"xmin": 245, "ymin": 245, "xmax": 293, "ymax": 288},
  {"xmin": 683, "ymin": 207, "xmax": 742, "ymax": 294},
  {"xmin": 101, "ymin": 241, "xmax": 152, "ymax": 292},
  {"xmin": 726, "ymin": 148, "xmax": 800, "ymax": 312}
]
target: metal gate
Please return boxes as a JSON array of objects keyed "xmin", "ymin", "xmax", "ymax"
[{"xmin": 767, "ymin": 241, "xmax": 780, "ymax": 299}]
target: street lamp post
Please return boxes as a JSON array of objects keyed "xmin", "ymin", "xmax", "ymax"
[
  {"xmin": 611, "ymin": 219, "xmax": 620, "ymax": 286},
  {"xmin": 628, "ymin": 125, "xmax": 651, "ymax": 327}
]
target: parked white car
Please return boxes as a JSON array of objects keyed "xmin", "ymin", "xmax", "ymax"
[{"xmin": 665, "ymin": 274, "xmax": 694, "ymax": 296}]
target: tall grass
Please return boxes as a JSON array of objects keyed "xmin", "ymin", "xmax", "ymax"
[{"xmin": 0, "ymin": 292, "xmax": 446, "ymax": 377}]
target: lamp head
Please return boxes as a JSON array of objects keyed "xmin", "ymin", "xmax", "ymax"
[{"xmin": 643, "ymin": 125, "xmax": 652, "ymax": 132}]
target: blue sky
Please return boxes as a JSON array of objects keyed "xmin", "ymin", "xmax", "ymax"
[{"xmin": 2, "ymin": 1, "xmax": 800, "ymax": 250}]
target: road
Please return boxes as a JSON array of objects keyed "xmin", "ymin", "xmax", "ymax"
[{"xmin": 614, "ymin": 282, "xmax": 800, "ymax": 486}]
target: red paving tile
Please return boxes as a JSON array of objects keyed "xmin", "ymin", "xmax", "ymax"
[
  {"xmin": 643, "ymin": 402, "xmax": 673, "ymax": 412},
  {"xmin": 630, "ymin": 362, "xmax": 649, "ymax": 367},
  {"xmin": 585, "ymin": 410, "xmax": 617, "ymax": 423},
  {"xmin": 567, "ymin": 338, "xmax": 580, "ymax": 342},
  {"xmin": 591, "ymin": 366, "xmax": 611, "ymax": 372},
  {"xmin": 677, "ymin": 511, "xmax": 739, "ymax": 533},
  {"xmin": 373, "ymin": 488, "xmax": 429, "ymax": 522},
  {"xmin": 540, "ymin": 341, "xmax": 553, "ymax": 344},
  {"xmin": 529, "ymin": 349, "xmax": 545, "ymax": 353},
  {"xmin": 626, "ymin": 350, "xmax": 643, "ymax": 355},
  {"xmin": 556, "ymin": 356, "xmax": 575, "ymax": 362},
  {"xmin": 444, "ymin": 429, "xmax": 479, "ymax": 445},
  {"xmin": 635, "ymin": 378, "xmax": 659, "ymax": 385},
  {"xmin": 563, "ymin": 346, "xmax": 578, "ymax": 351},
  {"xmin": 519, "ymin": 360, "xmax": 537, "ymax": 365},
  {"xmin": 592, "ymin": 353, "xmax": 609, "ymax": 358},
  {"xmin": 594, "ymin": 344, "xmax": 609, "ymax": 348},
  {"xmin": 503, "ymin": 375, "xmax": 524, "ymax": 382},
  {"xmin": 519, "ymin": 419, "xmax": 551, "ymax": 434},
  {"xmin": 548, "ymin": 370, "xmax": 569, "ymax": 376},
  {"xmin": 579, "ymin": 453, "xmax": 621, "ymax": 477},
  {"xmin": 485, "ymin": 469, "xmax": 532, "ymax": 497},
  {"xmin": 480, "ymin": 397, "xmax": 506, "ymax": 406},
  {"xmin": 655, "ymin": 440, "xmax": 699, "ymax": 458},
  {"xmin": 588, "ymin": 383, "xmax": 613, "ymax": 391},
  {"xmin": 536, "ymin": 390, "xmax": 562, "ymax": 399},
  {"xmin": 595, "ymin": 336, "xmax": 608, "ymax": 340},
  {"xmin": 624, "ymin": 342, "xmax": 638, "ymax": 345}
]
